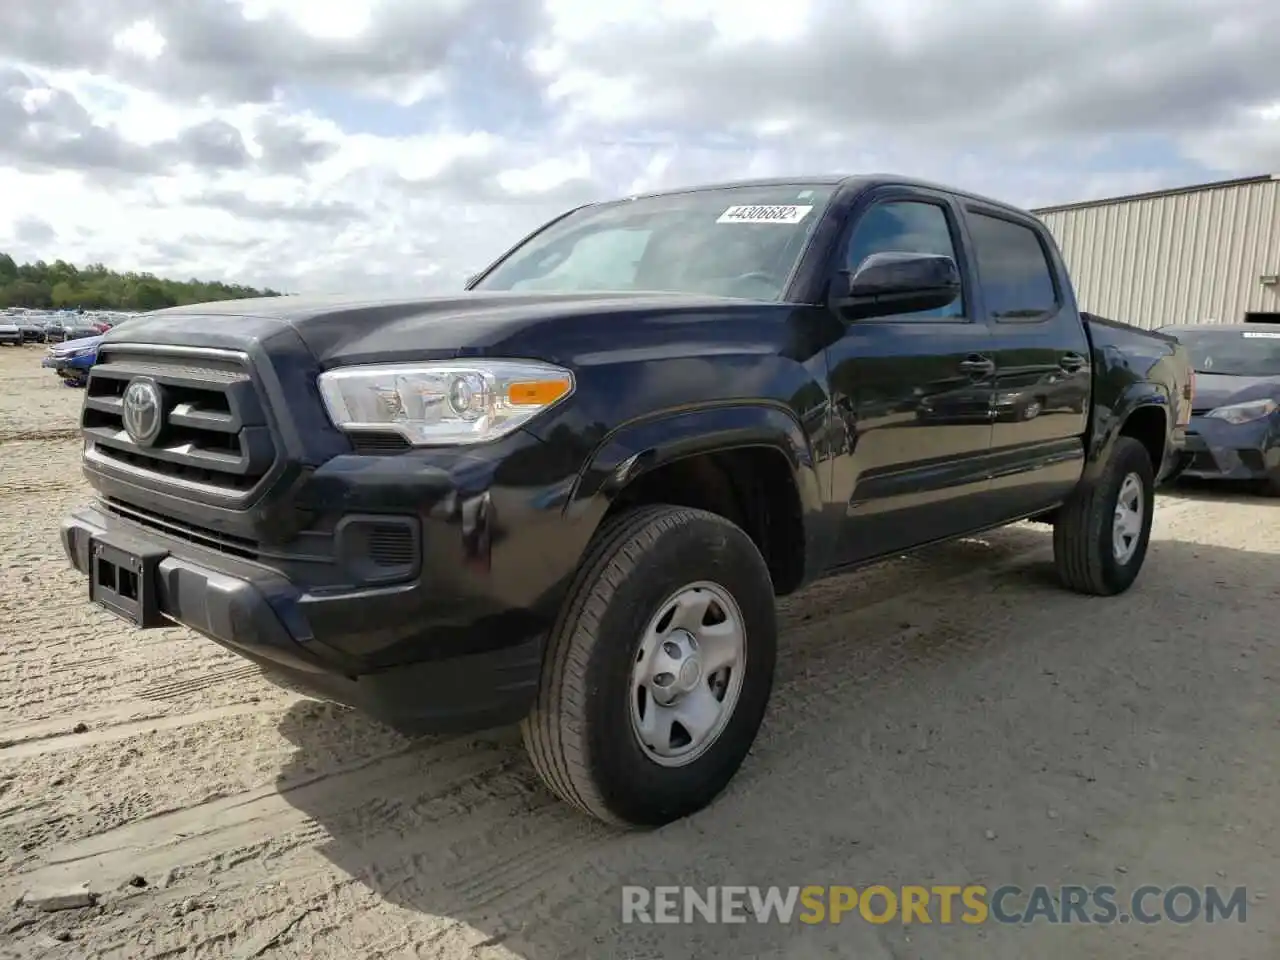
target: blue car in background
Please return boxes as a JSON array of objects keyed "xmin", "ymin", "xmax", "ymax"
[
  {"xmin": 41, "ymin": 332, "xmax": 104, "ymax": 386},
  {"xmin": 1159, "ymin": 322, "xmax": 1280, "ymax": 496}
]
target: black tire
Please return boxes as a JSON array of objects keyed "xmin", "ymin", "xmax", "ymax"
[
  {"xmin": 1053, "ymin": 436, "xmax": 1155, "ymax": 596},
  {"xmin": 521, "ymin": 504, "xmax": 777, "ymax": 828}
]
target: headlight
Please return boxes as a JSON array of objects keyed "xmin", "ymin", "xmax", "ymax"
[
  {"xmin": 1204, "ymin": 398, "xmax": 1278, "ymax": 425},
  {"xmin": 317, "ymin": 359, "xmax": 575, "ymax": 446}
]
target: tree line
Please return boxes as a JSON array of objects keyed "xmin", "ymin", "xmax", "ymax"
[{"xmin": 0, "ymin": 252, "xmax": 283, "ymax": 312}]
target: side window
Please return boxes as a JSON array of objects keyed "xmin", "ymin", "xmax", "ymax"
[
  {"xmin": 842, "ymin": 201, "xmax": 963, "ymax": 318},
  {"xmin": 967, "ymin": 213, "xmax": 1059, "ymax": 320}
]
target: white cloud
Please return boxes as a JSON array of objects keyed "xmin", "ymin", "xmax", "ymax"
[
  {"xmin": 112, "ymin": 20, "xmax": 166, "ymax": 60},
  {"xmin": 1178, "ymin": 102, "xmax": 1280, "ymax": 174},
  {"xmin": 0, "ymin": 0, "xmax": 1277, "ymax": 296},
  {"xmin": 235, "ymin": 0, "xmax": 375, "ymax": 39}
]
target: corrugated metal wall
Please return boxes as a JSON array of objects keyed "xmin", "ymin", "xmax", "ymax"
[{"xmin": 1034, "ymin": 176, "xmax": 1280, "ymax": 330}]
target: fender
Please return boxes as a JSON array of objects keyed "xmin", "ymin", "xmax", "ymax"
[
  {"xmin": 561, "ymin": 402, "xmax": 832, "ymax": 586},
  {"xmin": 1083, "ymin": 380, "xmax": 1171, "ymax": 483}
]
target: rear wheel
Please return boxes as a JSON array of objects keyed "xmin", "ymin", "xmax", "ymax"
[
  {"xmin": 522, "ymin": 504, "xmax": 777, "ymax": 827},
  {"xmin": 1052, "ymin": 436, "xmax": 1155, "ymax": 596}
]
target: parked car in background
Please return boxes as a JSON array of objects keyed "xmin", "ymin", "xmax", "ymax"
[
  {"xmin": 18, "ymin": 319, "xmax": 47, "ymax": 343},
  {"xmin": 60, "ymin": 174, "xmax": 1193, "ymax": 828},
  {"xmin": 62, "ymin": 321, "xmax": 104, "ymax": 341},
  {"xmin": 1160, "ymin": 322, "xmax": 1280, "ymax": 495},
  {"xmin": 42, "ymin": 332, "xmax": 104, "ymax": 386},
  {"xmin": 0, "ymin": 320, "xmax": 24, "ymax": 346}
]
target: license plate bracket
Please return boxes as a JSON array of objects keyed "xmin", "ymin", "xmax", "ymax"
[{"xmin": 89, "ymin": 534, "xmax": 168, "ymax": 628}]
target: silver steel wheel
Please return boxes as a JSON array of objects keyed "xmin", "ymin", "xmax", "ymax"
[
  {"xmin": 1112, "ymin": 472, "xmax": 1144, "ymax": 564},
  {"xmin": 629, "ymin": 580, "xmax": 747, "ymax": 768}
]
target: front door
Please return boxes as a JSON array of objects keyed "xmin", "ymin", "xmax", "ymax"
[{"xmin": 826, "ymin": 190, "xmax": 996, "ymax": 566}]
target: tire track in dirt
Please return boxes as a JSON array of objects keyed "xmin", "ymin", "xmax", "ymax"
[
  {"xmin": 0, "ymin": 427, "xmax": 83, "ymax": 444},
  {"xmin": 135, "ymin": 665, "xmax": 268, "ymax": 702},
  {"xmin": 0, "ymin": 624, "xmax": 262, "ymax": 724},
  {"xmin": 0, "ymin": 703, "xmax": 284, "ymax": 760},
  {"xmin": 2, "ymin": 735, "xmax": 508, "ymax": 895}
]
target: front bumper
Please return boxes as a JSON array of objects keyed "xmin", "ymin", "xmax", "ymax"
[
  {"xmin": 59, "ymin": 424, "xmax": 586, "ymax": 735},
  {"xmin": 1181, "ymin": 414, "xmax": 1280, "ymax": 481},
  {"xmin": 42, "ymin": 354, "xmax": 93, "ymax": 371}
]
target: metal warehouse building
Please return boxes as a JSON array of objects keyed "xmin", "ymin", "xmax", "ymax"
[{"xmin": 1032, "ymin": 173, "xmax": 1280, "ymax": 331}]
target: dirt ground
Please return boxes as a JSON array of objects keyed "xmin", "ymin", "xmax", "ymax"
[{"xmin": 0, "ymin": 342, "xmax": 1277, "ymax": 960}]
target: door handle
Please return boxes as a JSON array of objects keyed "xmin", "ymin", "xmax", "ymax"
[
  {"xmin": 1060, "ymin": 353, "xmax": 1086, "ymax": 372},
  {"xmin": 958, "ymin": 355, "xmax": 995, "ymax": 375}
]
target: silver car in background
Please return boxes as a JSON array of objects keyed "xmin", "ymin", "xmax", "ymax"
[{"xmin": 0, "ymin": 320, "xmax": 25, "ymax": 346}]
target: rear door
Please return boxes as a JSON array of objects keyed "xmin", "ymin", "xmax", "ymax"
[
  {"xmin": 825, "ymin": 186, "xmax": 997, "ymax": 565},
  {"xmin": 959, "ymin": 204, "xmax": 1092, "ymax": 518}
]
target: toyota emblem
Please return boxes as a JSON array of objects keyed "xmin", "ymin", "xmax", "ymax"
[{"xmin": 121, "ymin": 378, "xmax": 164, "ymax": 447}]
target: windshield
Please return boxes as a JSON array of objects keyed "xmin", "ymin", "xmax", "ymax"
[
  {"xmin": 1169, "ymin": 328, "xmax": 1280, "ymax": 376},
  {"xmin": 472, "ymin": 184, "xmax": 836, "ymax": 301}
]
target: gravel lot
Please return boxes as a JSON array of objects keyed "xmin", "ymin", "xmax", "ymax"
[{"xmin": 1, "ymin": 343, "xmax": 1277, "ymax": 959}]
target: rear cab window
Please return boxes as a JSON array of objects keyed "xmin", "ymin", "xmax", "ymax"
[{"xmin": 966, "ymin": 211, "xmax": 1061, "ymax": 322}]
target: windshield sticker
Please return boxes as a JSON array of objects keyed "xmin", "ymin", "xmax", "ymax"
[
  {"xmin": 717, "ymin": 204, "xmax": 813, "ymax": 224},
  {"xmin": 1242, "ymin": 331, "xmax": 1280, "ymax": 338}
]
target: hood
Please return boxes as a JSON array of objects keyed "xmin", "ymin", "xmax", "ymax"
[
  {"xmin": 1192, "ymin": 372, "xmax": 1280, "ymax": 411},
  {"xmin": 52, "ymin": 334, "xmax": 104, "ymax": 354},
  {"xmin": 104, "ymin": 292, "xmax": 793, "ymax": 368}
]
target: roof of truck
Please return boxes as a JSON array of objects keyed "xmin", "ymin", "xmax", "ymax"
[{"xmin": 616, "ymin": 174, "xmax": 1033, "ymax": 216}]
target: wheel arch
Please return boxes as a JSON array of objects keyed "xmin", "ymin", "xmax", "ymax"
[
  {"xmin": 1085, "ymin": 382, "xmax": 1171, "ymax": 483},
  {"xmin": 562, "ymin": 402, "xmax": 829, "ymax": 595}
]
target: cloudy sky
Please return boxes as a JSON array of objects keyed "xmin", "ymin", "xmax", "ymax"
[{"xmin": 1, "ymin": 0, "xmax": 1277, "ymax": 294}]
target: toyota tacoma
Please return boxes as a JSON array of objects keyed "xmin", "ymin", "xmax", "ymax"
[{"xmin": 61, "ymin": 175, "xmax": 1193, "ymax": 828}]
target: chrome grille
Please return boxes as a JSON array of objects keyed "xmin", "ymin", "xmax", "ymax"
[{"xmin": 81, "ymin": 347, "xmax": 278, "ymax": 496}]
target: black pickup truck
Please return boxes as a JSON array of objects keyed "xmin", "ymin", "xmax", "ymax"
[{"xmin": 61, "ymin": 175, "xmax": 1194, "ymax": 828}]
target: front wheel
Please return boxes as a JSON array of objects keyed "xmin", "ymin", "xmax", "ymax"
[
  {"xmin": 1052, "ymin": 436, "xmax": 1155, "ymax": 596},
  {"xmin": 522, "ymin": 505, "xmax": 778, "ymax": 827}
]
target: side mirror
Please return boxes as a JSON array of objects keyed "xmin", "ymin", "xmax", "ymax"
[{"xmin": 833, "ymin": 251, "xmax": 961, "ymax": 320}]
